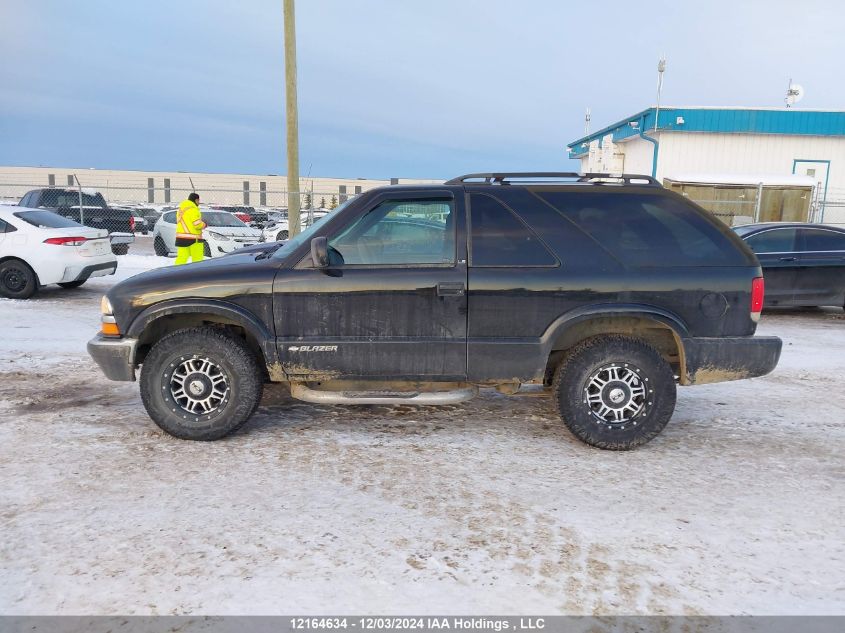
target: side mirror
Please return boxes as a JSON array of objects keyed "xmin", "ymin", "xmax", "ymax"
[{"xmin": 310, "ymin": 236, "xmax": 329, "ymax": 268}]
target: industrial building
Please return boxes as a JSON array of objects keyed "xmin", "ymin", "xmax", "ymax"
[
  {"xmin": 0, "ymin": 166, "xmax": 437, "ymax": 209},
  {"xmin": 567, "ymin": 107, "xmax": 845, "ymax": 225}
]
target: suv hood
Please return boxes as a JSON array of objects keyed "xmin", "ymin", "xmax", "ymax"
[{"xmin": 106, "ymin": 251, "xmax": 279, "ymax": 331}]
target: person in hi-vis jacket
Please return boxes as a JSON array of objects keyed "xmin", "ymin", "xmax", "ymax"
[{"xmin": 174, "ymin": 192, "xmax": 207, "ymax": 265}]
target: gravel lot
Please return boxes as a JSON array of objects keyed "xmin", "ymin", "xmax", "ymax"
[{"xmin": 1, "ymin": 240, "xmax": 843, "ymax": 615}]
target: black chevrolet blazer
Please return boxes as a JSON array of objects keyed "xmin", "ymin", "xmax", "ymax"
[{"xmin": 88, "ymin": 173, "xmax": 781, "ymax": 450}]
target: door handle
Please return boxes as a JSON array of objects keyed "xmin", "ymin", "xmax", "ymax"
[
  {"xmin": 437, "ymin": 282, "xmax": 465, "ymax": 297},
  {"xmin": 778, "ymin": 256, "xmax": 797, "ymax": 262}
]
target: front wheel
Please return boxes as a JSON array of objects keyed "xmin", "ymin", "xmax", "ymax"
[
  {"xmin": 139, "ymin": 327, "xmax": 264, "ymax": 440},
  {"xmin": 276, "ymin": 230, "xmax": 289, "ymax": 241},
  {"xmin": 552, "ymin": 336, "xmax": 676, "ymax": 450},
  {"xmin": 0, "ymin": 258, "xmax": 37, "ymax": 299}
]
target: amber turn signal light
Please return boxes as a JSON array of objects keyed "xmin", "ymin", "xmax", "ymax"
[{"xmin": 101, "ymin": 322, "xmax": 121, "ymax": 336}]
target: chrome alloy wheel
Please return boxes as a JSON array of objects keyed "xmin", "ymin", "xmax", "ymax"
[
  {"xmin": 583, "ymin": 363, "xmax": 650, "ymax": 427},
  {"xmin": 168, "ymin": 356, "xmax": 230, "ymax": 416}
]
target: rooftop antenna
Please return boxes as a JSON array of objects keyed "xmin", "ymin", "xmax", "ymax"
[
  {"xmin": 785, "ymin": 79, "xmax": 804, "ymax": 108},
  {"xmin": 654, "ymin": 56, "xmax": 667, "ymax": 131},
  {"xmin": 584, "ymin": 107, "xmax": 591, "ymax": 135}
]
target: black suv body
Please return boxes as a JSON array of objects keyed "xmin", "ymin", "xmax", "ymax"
[
  {"xmin": 19, "ymin": 188, "xmax": 135, "ymax": 254},
  {"xmin": 88, "ymin": 173, "xmax": 781, "ymax": 449}
]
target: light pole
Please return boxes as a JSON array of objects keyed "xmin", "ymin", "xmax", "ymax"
[{"xmin": 284, "ymin": 0, "xmax": 301, "ymax": 237}]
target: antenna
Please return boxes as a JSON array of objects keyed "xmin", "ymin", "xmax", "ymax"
[
  {"xmin": 584, "ymin": 107, "xmax": 591, "ymax": 135},
  {"xmin": 785, "ymin": 79, "xmax": 804, "ymax": 108},
  {"xmin": 654, "ymin": 56, "xmax": 667, "ymax": 131}
]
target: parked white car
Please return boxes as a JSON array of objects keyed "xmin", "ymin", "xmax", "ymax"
[
  {"xmin": 0, "ymin": 206, "xmax": 117, "ymax": 299},
  {"xmin": 153, "ymin": 208, "xmax": 262, "ymax": 257},
  {"xmin": 260, "ymin": 210, "xmax": 330, "ymax": 242}
]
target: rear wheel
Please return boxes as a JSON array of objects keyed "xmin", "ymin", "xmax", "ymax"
[
  {"xmin": 139, "ymin": 327, "xmax": 264, "ymax": 440},
  {"xmin": 58, "ymin": 279, "xmax": 86, "ymax": 289},
  {"xmin": 154, "ymin": 235, "xmax": 168, "ymax": 256},
  {"xmin": 203, "ymin": 241, "xmax": 211, "ymax": 258},
  {"xmin": 552, "ymin": 336, "xmax": 676, "ymax": 450},
  {"xmin": 0, "ymin": 259, "xmax": 37, "ymax": 299},
  {"xmin": 276, "ymin": 230, "xmax": 289, "ymax": 241},
  {"xmin": 111, "ymin": 243, "xmax": 129, "ymax": 256}
]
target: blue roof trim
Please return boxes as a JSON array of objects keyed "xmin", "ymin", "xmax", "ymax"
[{"xmin": 567, "ymin": 107, "xmax": 845, "ymax": 158}]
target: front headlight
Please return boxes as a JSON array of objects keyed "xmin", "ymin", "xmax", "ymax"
[
  {"xmin": 100, "ymin": 295, "xmax": 120, "ymax": 336},
  {"xmin": 207, "ymin": 231, "xmax": 231, "ymax": 241}
]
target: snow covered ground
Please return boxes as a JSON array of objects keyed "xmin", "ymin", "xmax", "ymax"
[{"xmin": 0, "ymin": 241, "xmax": 843, "ymax": 615}]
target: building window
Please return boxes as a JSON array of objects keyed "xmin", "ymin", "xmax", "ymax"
[
  {"xmin": 260, "ymin": 181, "xmax": 267, "ymax": 206},
  {"xmin": 339, "ymin": 185, "xmax": 348, "ymax": 203},
  {"xmin": 354, "ymin": 185, "xmax": 362, "ymax": 194},
  {"xmin": 243, "ymin": 181, "xmax": 250, "ymax": 205},
  {"xmin": 164, "ymin": 178, "xmax": 171, "ymax": 203},
  {"xmin": 48, "ymin": 174, "xmax": 56, "ymax": 187},
  {"xmin": 67, "ymin": 175, "xmax": 74, "ymax": 186},
  {"xmin": 147, "ymin": 178, "xmax": 155, "ymax": 203}
]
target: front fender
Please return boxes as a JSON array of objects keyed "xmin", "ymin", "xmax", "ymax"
[{"xmin": 125, "ymin": 299, "xmax": 277, "ymax": 366}]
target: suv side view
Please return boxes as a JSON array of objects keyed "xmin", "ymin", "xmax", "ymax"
[{"xmin": 88, "ymin": 173, "xmax": 781, "ymax": 450}]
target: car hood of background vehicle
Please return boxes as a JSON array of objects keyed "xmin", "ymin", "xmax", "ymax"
[{"xmin": 205, "ymin": 226, "xmax": 262, "ymax": 238}]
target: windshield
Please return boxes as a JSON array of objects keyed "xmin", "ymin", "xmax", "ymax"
[
  {"xmin": 14, "ymin": 210, "xmax": 83, "ymax": 229},
  {"xmin": 271, "ymin": 208, "xmax": 341, "ymax": 260},
  {"xmin": 202, "ymin": 211, "xmax": 248, "ymax": 227},
  {"xmin": 40, "ymin": 190, "xmax": 107, "ymax": 208}
]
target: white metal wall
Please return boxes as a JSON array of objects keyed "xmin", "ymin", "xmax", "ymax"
[{"xmin": 580, "ymin": 132, "xmax": 845, "ymax": 223}]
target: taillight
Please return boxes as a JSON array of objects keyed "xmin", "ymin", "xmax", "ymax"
[
  {"xmin": 44, "ymin": 237, "xmax": 88, "ymax": 246},
  {"xmin": 129, "ymin": 216, "xmax": 136, "ymax": 232},
  {"xmin": 750, "ymin": 276, "xmax": 764, "ymax": 322}
]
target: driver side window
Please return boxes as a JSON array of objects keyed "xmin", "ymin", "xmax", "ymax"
[{"xmin": 329, "ymin": 198, "xmax": 455, "ymax": 265}]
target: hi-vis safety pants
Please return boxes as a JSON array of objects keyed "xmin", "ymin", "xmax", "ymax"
[{"xmin": 175, "ymin": 240, "xmax": 205, "ymax": 265}]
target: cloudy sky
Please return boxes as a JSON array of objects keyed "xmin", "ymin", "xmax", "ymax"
[{"xmin": 1, "ymin": 0, "xmax": 842, "ymax": 179}]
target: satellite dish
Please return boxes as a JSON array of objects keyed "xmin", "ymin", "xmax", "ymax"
[{"xmin": 785, "ymin": 82, "xmax": 804, "ymax": 107}]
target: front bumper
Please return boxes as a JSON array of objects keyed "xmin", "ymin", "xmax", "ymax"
[
  {"xmin": 87, "ymin": 334, "xmax": 137, "ymax": 382},
  {"xmin": 211, "ymin": 240, "xmax": 260, "ymax": 255},
  {"xmin": 682, "ymin": 335, "xmax": 782, "ymax": 385}
]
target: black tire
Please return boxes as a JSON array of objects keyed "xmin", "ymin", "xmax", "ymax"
[
  {"xmin": 0, "ymin": 258, "xmax": 37, "ymax": 299},
  {"xmin": 203, "ymin": 241, "xmax": 211, "ymax": 258},
  {"xmin": 552, "ymin": 335, "xmax": 676, "ymax": 450},
  {"xmin": 58, "ymin": 279, "xmax": 86, "ymax": 289},
  {"xmin": 154, "ymin": 236, "xmax": 168, "ymax": 256},
  {"xmin": 111, "ymin": 243, "xmax": 129, "ymax": 256},
  {"xmin": 276, "ymin": 230, "xmax": 289, "ymax": 241},
  {"xmin": 139, "ymin": 327, "xmax": 264, "ymax": 440}
]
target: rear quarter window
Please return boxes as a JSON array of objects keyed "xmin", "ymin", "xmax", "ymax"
[{"xmin": 537, "ymin": 191, "xmax": 748, "ymax": 267}]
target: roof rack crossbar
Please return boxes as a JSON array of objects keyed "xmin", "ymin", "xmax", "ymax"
[{"xmin": 445, "ymin": 172, "xmax": 661, "ymax": 186}]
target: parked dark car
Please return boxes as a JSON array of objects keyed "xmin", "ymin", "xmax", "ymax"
[
  {"xmin": 733, "ymin": 222, "xmax": 845, "ymax": 309},
  {"xmin": 88, "ymin": 172, "xmax": 781, "ymax": 450},
  {"xmin": 18, "ymin": 188, "xmax": 135, "ymax": 255}
]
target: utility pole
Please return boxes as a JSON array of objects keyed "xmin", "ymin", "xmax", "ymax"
[
  {"xmin": 284, "ymin": 0, "xmax": 301, "ymax": 237},
  {"xmin": 654, "ymin": 56, "xmax": 666, "ymax": 132}
]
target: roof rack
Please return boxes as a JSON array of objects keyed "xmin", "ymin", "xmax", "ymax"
[{"xmin": 444, "ymin": 172, "xmax": 661, "ymax": 186}]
